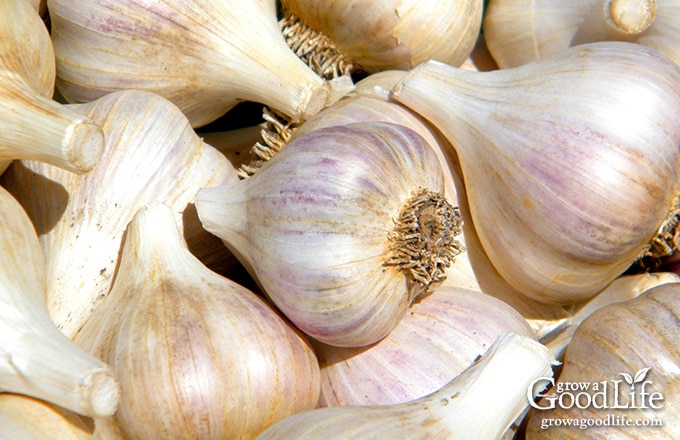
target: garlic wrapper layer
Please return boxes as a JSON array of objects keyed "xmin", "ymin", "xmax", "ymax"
[
  {"xmin": 47, "ymin": 0, "xmax": 342, "ymax": 128},
  {"xmin": 526, "ymin": 282, "xmax": 680, "ymax": 437},
  {"xmin": 196, "ymin": 121, "xmax": 464, "ymax": 347},
  {"xmin": 0, "ymin": 0, "xmax": 104, "ymax": 173},
  {"xmin": 0, "ymin": 394, "xmax": 93, "ymax": 440},
  {"xmin": 1, "ymin": 89, "xmax": 238, "ymax": 339},
  {"xmin": 75, "ymin": 203, "xmax": 321, "ymax": 440},
  {"xmin": 313, "ymin": 285, "xmax": 535, "ymax": 407},
  {"xmin": 391, "ymin": 41, "xmax": 680, "ymax": 304},
  {"xmin": 0, "ymin": 186, "xmax": 119, "ymax": 419},
  {"xmin": 280, "ymin": 0, "xmax": 483, "ymax": 73},
  {"xmin": 257, "ymin": 333, "xmax": 556, "ymax": 439},
  {"xmin": 484, "ymin": 0, "xmax": 680, "ymax": 69}
]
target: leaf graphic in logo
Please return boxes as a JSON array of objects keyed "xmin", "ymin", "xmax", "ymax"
[
  {"xmin": 619, "ymin": 372, "xmax": 634, "ymax": 386},
  {"xmin": 634, "ymin": 367, "xmax": 651, "ymax": 384}
]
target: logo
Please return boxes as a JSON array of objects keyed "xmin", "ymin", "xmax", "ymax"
[{"xmin": 528, "ymin": 367, "xmax": 665, "ymax": 411}]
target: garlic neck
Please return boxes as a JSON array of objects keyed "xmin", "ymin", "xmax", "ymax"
[
  {"xmin": 384, "ymin": 188, "xmax": 464, "ymax": 302},
  {"xmin": 605, "ymin": 0, "xmax": 656, "ymax": 35}
]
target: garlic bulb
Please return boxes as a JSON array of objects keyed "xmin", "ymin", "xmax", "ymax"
[
  {"xmin": 483, "ymin": 0, "xmax": 680, "ymax": 69},
  {"xmin": 0, "ymin": 394, "xmax": 93, "ymax": 440},
  {"xmin": 0, "ymin": 0, "xmax": 104, "ymax": 172},
  {"xmin": 257, "ymin": 333, "xmax": 556, "ymax": 439},
  {"xmin": 540, "ymin": 271, "xmax": 680, "ymax": 360},
  {"xmin": 391, "ymin": 41, "xmax": 680, "ymax": 304},
  {"xmin": 47, "ymin": 0, "xmax": 341, "ymax": 127},
  {"xmin": 75, "ymin": 202, "xmax": 320, "ymax": 440},
  {"xmin": 196, "ymin": 121, "xmax": 464, "ymax": 347},
  {"xmin": 0, "ymin": 185, "xmax": 119, "ymax": 419},
  {"xmin": 1, "ymin": 89, "xmax": 239, "ymax": 339},
  {"xmin": 280, "ymin": 0, "xmax": 483, "ymax": 73},
  {"xmin": 313, "ymin": 285, "xmax": 535, "ymax": 407},
  {"xmin": 525, "ymin": 282, "xmax": 680, "ymax": 437}
]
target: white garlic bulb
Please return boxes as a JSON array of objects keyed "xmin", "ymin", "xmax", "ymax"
[
  {"xmin": 196, "ymin": 121, "xmax": 464, "ymax": 347},
  {"xmin": 75, "ymin": 202, "xmax": 321, "ymax": 440},
  {"xmin": 47, "ymin": 0, "xmax": 340, "ymax": 127},
  {"xmin": 0, "ymin": 0, "xmax": 104, "ymax": 173},
  {"xmin": 525, "ymin": 282, "xmax": 680, "ymax": 437},
  {"xmin": 483, "ymin": 0, "xmax": 680, "ymax": 69},
  {"xmin": 1, "ymin": 89, "xmax": 238, "ymax": 339},
  {"xmin": 391, "ymin": 41, "xmax": 680, "ymax": 304},
  {"xmin": 0, "ymin": 185, "xmax": 119, "ymax": 419},
  {"xmin": 280, "ymin": 0, "xmax": 484, "ymax": 73},
  {"xmin": 313, "ymin": 285, "xmax": 535, "ymax": 407},
  {"xmin": 257, "ymin": 333, "xmax": 557, "ymax": 439}
]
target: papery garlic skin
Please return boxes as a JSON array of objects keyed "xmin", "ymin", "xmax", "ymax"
[
  {"xmin": 75, "ymin": 203, "xmax": 320, "ymax": 440},
  {"xmin": 0, "ymin": 186, "xmax": 119, "ymax": 419},
  {"xmin": 196, "ymin": 122, "xmax": 463, "ymax": 347},
  {"xmin": 526, "ymin": 282, "xmax": 680, "ymax": 438},
  {"xmin": 257, "ymin": 333, "xmax": 557, "ymax": 439},
  {"xmin": 1, "ymin": 90, "xmax": 238, "ymax": 339},
  {"xmin": 47, "ymin": 0, "xmax": 333, "ymax": 127},
  {"xmin": 314, "ymin": 286, "xmax": 535, "ymax": 407},
  {"xmin": 0, "ymin": 0, "xmax": 104, "ymax": 173},
  {"xmin": 281, "ymin": 0, "xmax": 483, "ymax": 73},
  {"xmin": 391, "ymin": 41, "xmax": 680, "ymax": 304},
  {"xmin": 483, "ymin": 0, "xmax": 680, "ymax": 69}
]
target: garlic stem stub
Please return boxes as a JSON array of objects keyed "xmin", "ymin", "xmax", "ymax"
[
  {"xmin": 256, "ymin": 333, "xmax": 557, "ymax": 439},
  {"xmin": 47, "ymin": 0, "xmax": 335, "ymax": 127},
  {"xmin": 390, "ymin": 41, "xmax": 680, "ymax": 304},
  {"xmin": 75, "ymin": 202, "xmax": 321, "ymax": 440},
  {"xmin": 196, "ymin": 121, "xmax": 464, "ymax": 347},
  {"xmin": 0, "ymin": 186, "xmax": 119, "ymax": 419},
  {"xmin": 0, "ymin": 0, "xmax": 104, "ymax": 173}
]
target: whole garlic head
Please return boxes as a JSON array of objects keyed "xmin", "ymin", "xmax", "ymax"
[{"xmin": 196, "ymin": 121, "xmax": 464, "ymax": 347}]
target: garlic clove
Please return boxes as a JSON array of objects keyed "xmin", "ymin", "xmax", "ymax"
[
  {"xmin": 1, "ymin": 89, "xmax": 239, "ymax": 339},
  {"xmin": 0, "ymin": 0, "xmax": 104, "ymax": 173},
  {"xmin": 280, "ymin": 0, "xmax": 483, "ymax": 73},
  {"xmin": 0, "ymin": 394, "xmax": 93, "ymax": 440},
  {"xmin": 196, "ymin": 121, "xmax": 464, "ymax": 347},
  {"xmin": 313, "ymin": 285, "xmax": 536, "ymax": 407},
  {"xmin": 0, "ymin": 185, "xmax": 119, "ymax": 419},
  {"xmin": 483, "ymin": 0, "xmax": 675, "ymax": 69},
  {"xmin": 525, "ymin": 281, "xmax": 680, "ymax": 437},
  {"xmin": 47, "ymin": 0, "xmax": 337, "ymax": 127},
  {"xmin": 391, "ymin": 41, "xmax": 680, "ymax": 304},
  {"xmin": 75, "ymin": 202, "xmax": 321, "ymax": 440},
  {"xmin": 256, "ymin": 333, "xmax": 557, "ymax": 439}
]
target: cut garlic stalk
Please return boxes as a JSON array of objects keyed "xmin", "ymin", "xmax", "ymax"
[
  {"xmin": 391, "ymin": 41, "xmax": 680, "ymax": 304},
  {"xmin": 0, "ymin": 394, "xmax": 93, "ymax": 440},
  {"xmin": 483, "ymin": 0, "xmax": 680, "ymax": 69},
  {"xmin": 75, "ymin": 202, "xmax": 320, "ymax": 440},
  {"xmin": 1, "ymin": 89, "xmax": 238, "ymax": 339},
  {"xmin": 313, "ymin": 286, "xmax": 535, "ymax": 407},
  {"xmin": 47, "ymin": 0, "xmax": 339, "ymax": 127},
  {"xmin": 256, "ymin": 333, "xmax": 557, "ymax": 439},
  {"xmin": 0, "ymin": 0, "xmax": 104, "ymax": 172},
  {"xmin": 0, "ymin": 186, "xmax": 119, "ymax": 419},
  {"xmin": 196, "ymin": 121, "xmax": 464, "ymax": 347}
]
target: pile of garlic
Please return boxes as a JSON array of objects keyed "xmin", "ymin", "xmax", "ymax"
[{"xmin": 2, "ymin": 0, "xmax": 680, "ymax": 438}]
